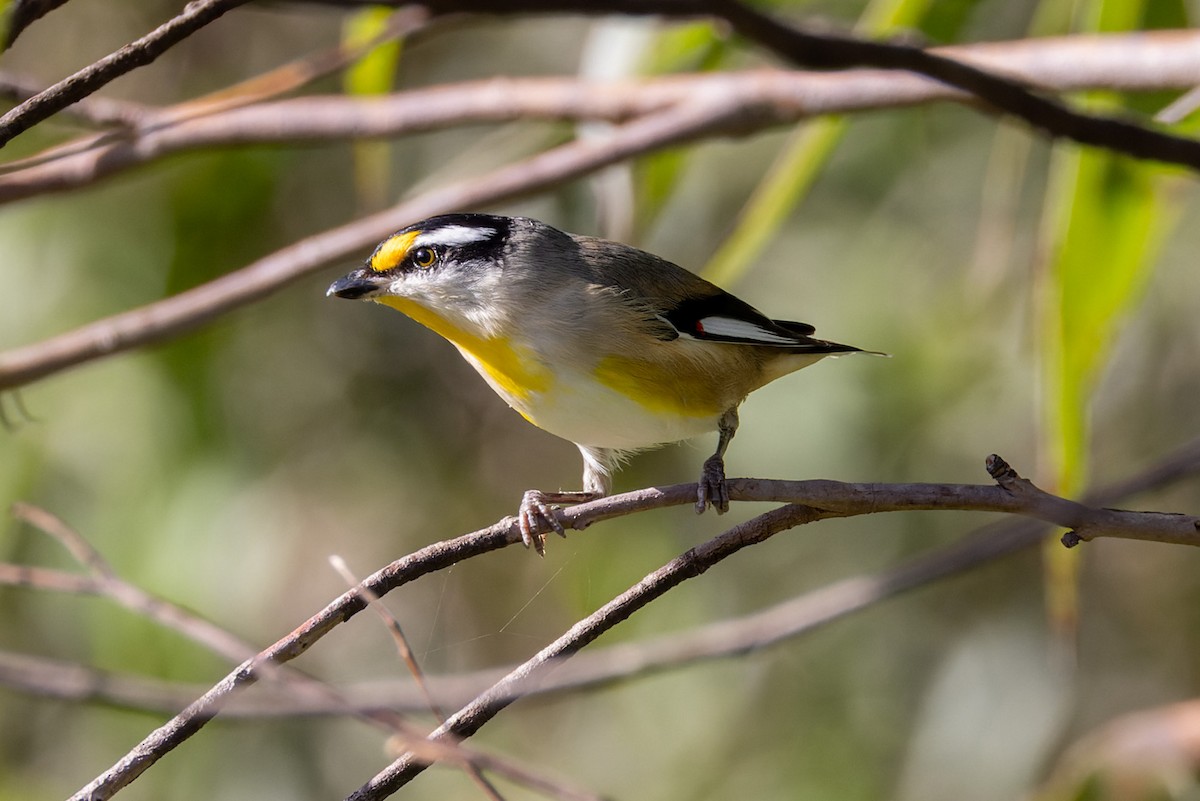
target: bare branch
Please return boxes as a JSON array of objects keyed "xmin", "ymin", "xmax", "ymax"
[
  {"xmin": 348, "ymin": 459, "xmax": 1200, "ymax": 798},
  {"xmin": 702, "ymin": 0, "xmax": 1200, "ymax": 167},
  {"xmin": 63, "ymin": 456, "xmax": 1198, "ymax": 798},
  {"xmin": 403, "ymin": 0, "xmax": 1200, "ymax": 168},
  {"xmin": 0, "ymin": 562, "xmax": 99, "ymax": 594},
  {"xmin": 0, "ymin": 6, "xmax": 435, "ymax": 174},
  {"xmin": 0, "ymin": 0, "xmax": 250, "ymax": 147},
  {"xmin": 2, "ymin": 31, "xmax": 1197, "ymax": 203},
  {"xmin": 0, "ymin": 648, "xmax": 216, "ymax": 710}
]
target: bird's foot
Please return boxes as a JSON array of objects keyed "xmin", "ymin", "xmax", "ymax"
[
  {"xmin": 518, "ymin": 489, "xmax": 599, "ymax": 556},
  {"xmin": 696, "ymin": 455, "xmax": 730, "ymax": 515}
]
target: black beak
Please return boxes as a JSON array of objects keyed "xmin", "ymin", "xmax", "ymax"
[{"xmin": 327, "ymin": 268, "xmax": 384, "ymax": 300}]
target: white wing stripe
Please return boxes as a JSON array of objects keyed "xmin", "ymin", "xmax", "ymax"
[{"xmin": 697, "ymin": 316, "xmax": 798, "ymax": 344}]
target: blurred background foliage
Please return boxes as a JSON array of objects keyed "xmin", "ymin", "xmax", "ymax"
[{"xmin": 1, "ymin": 0, "xmax": 1200, "ymax": 799}]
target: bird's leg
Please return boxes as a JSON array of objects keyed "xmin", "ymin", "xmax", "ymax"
[
  {"xmin": 697, "ymin": 407, "xmax": 739, "ymax": 515},
  {"xmin": 518, "ymin": 445, "xmax": 614, "ymax": 555}
]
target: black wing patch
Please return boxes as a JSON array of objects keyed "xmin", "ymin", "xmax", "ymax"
[{"xmin": 661, "ymin": 292, "xmax": 858, "ymax": 353}]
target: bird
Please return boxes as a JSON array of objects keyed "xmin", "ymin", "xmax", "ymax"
[{"xmin": 327, "ymin": 213, "xmax": 873, "ymax": 553}]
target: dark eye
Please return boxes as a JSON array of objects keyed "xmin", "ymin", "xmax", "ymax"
[{"xmin": 411, "ymin": 247, "xmax": 437, "ymax": 268}]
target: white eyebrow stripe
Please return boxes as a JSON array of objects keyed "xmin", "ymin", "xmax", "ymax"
[
  {"xmin": 415, "ymin": 225, "xmax": 497, "ymax": 247},
  {"xmin": 697, "ymin": 317, "xmax": 799, "ymax": 344}
]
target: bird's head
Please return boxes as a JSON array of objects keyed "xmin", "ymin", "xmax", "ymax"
[{"xmin": 327, "ymin": 213, "xmax": 526, "ymax": 337}]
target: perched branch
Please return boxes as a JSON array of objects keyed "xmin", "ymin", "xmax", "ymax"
[
  {"xmin": 8, "ymin": 432, "xmax": 1200, "ymax": 717},
  {"xmin": 65, "ymin": 456, "xmax": 1199, "ymax": 798},
  {"xmin": 350, "ymin": 502, "xmax": 824, "ymax": 800},
  {"xmin": 349, "ymin": 459, "xmax": 1200, "ymax": 798}
]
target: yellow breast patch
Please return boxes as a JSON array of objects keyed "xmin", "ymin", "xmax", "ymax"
[{"xmin": 376, "ymin": 296, "xmax": 551, "ymax": 403}]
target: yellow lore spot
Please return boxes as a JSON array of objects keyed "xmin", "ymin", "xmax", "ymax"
[
  {"xmin": 370, "ymin": 231, "xmax": 419, "ymax": 272},
  {"xmin": 375, "ymin": 296, "xmax": 551, "ymax": 403}
]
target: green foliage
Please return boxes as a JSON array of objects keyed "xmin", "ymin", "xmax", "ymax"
[
  {"xmin": 0, "ymin": 0, "xmax": 11, "ymax": 52},
  {"xmin": 700, "ymin": 0, "xmax": 936, "ymax": 288},
  {"xmin": 343, "ymin": 8, "xmax": 405, "ymax": 210},
  {"xmin": 634, "ymin": 22, "xmax": 730, "ymax": 235},
  {"xmin": 1035, "ymin": 0, "xmax": 1191, "ymax": 631}
]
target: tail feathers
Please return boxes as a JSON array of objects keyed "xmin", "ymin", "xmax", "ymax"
[{"xmin": 771, "ymin": 320, "xmax": 887, "ymax": 357}]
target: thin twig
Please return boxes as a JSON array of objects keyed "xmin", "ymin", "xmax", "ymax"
[
  {"xmin": 330, "ymin": 555, "xmax": 506, "ymax": 801},
  {"xmin": 330, "ymin": 555, "xmax": 445, "ymax": 720},
  {"xmin": 154, "ymin": 6, "xmax": 434, "ymax": 123},
  {"xmin": 4, "ymin": 0, "xmax": 72, "ymax": 48},
  {"xmin": 0, "ymin": 0, "xmax": 251, "ymax": 147},
  {"xmin": 0, "ymin": 6, "xmax": 435, "ymax": 175},
  {"xmin": 9, "ymin": 503, "xmax": 264, "ymax": 664},
  {"xmin": 1157, "ymin": 85, "xmax": 1200, "ymax": 125}
]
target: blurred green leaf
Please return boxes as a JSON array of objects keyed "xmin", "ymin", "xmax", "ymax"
[
  {"xmin": 0, "ymin": 1, "xmax": 12, "ymax": 52},
  {"xmin": 701, "ymin": 119, "xmax": 844, "ymax": 287},
  {"xmin": 1042, "ymin": 147, "xmax": 1178, "ymax": 490},
  {"xmin": 634, "ymin": 147, "xmax": 688, "ymax": 233},
  {"xmin": 1039, "ymin": 145, "xmax": 1182, "ymax": 631},
  {"xmin": 640, "ymin": 20, "xmax": 728, "ymax": 74},
  {"xmin": 633, "ymin": 22, "xmax": 729, "ymax": 236},
  {"xmin": 698, "ymin": 0, "xmax": 934, "ymax": 287},
  {"xmin": 916, "ymin": 0, "xmax": 989, "ymax": 42},
  {"xmin": 1036, "ymin": 0, "xmax": 1189, "ymax": 633},
  {"xmin": 343, "ymin": 8, "xmax": 402, "ymax": 97},
  {"xmin": 343, "ymin": 8, "xmax": 404, "ymax": 211}
]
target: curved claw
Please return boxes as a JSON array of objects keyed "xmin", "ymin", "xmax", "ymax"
[
  {"xmin": 696, "ymin": 455, "xmax": 730, "ymax": 515},
  {"xmin": 519, "ymin": 490, "xmax": 567, "ymax": 556}
]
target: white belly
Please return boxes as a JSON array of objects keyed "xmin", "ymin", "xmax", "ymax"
[
  {"xmin": 461, "ymin": 352, "xmax": 720, "ymax": 450},
  {"xmin": 524, "ymin": 371, "xmax": 722, "ymax": 450}
]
